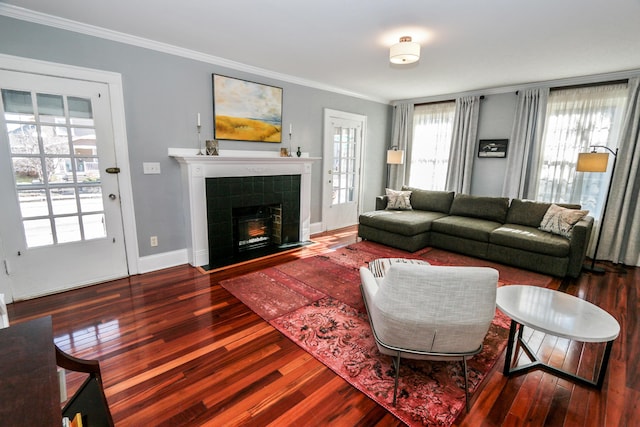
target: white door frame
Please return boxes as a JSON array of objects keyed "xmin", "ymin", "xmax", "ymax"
[
  {"xmin": 322, "ymin": 108, "xmax": 367, "ymax": 231},
  {"xmin": 0, "ymin": 54, "xmax": 139, "ymax": 302}
]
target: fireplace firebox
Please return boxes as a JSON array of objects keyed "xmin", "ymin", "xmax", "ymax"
[
  {"xmin": 233, "ymin": 204, "xmax": 282, "ymax": 253},
  {"xmin": 205, "ymin": 175, "xmax": 301, "ymax": 269}
]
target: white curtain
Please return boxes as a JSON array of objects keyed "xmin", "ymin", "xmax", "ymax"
[
  {"xmin": 446, "ymin": 96, "xmax": 480, "ymax": 193},
  {"xmin": 408, "ymin": 102, "xmax": 456, "ymax": 190},
  {"xmin": 533, "ymin": 84, "xmax": 628, "ymax": 217},
  {"xmin": 599, "ymin": 77, "xmax": 640, "ymax": 266},
  {"xmin": 502, "ymin": 88, "xmax": 549, "ymax": 198},
  {"xmin": 388, "ymin": 102, "xmax": 413, "ymax": 190}
]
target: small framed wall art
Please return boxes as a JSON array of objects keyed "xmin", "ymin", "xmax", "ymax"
[
  {"xmin": 212, "ymin": 74, "xmax": 283, "ymax": 143},
  {"xmin": 478, "ymin": 139, "xmax": 508, "ymax": 158}
]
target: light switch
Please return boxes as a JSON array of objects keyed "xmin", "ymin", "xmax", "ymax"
[{"xmin": 143, "ymin": 162, "xmax": 161, "ymax": 174}]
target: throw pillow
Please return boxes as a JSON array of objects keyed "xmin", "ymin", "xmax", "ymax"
[
  {"xmin": 539, "ymin": 204, "xmax": 589, "ymax": 238},
  {"xmin": 385, "ymin": 188, "xmax": 412, "ymax": 210}
]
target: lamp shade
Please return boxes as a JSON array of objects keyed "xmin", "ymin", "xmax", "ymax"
[
  {"xmin": 386, "ymin": 149, "xmax": 404, "ymax": 164},
  {"xmin": 576, "ymin": 152, "xmax": 609, "ymax": 172},
  {"xmin": 389, "ymin": 36, "xmax": 420, "ymax": 64}
]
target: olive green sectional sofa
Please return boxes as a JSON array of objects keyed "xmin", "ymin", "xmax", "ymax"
[{"xmin": 358, "ymin": 187, "xmax": 593, "ymax": 278}]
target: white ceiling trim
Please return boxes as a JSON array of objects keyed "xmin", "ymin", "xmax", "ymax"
[{"xmin": 0, "ymin": 3, "xmax": 388, "ymax": 104}]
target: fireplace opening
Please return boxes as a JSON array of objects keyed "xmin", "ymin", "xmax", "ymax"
[
  {"xmin": 233, "ymin": 204, "xmax": 282, "ymax": 254},
  {"xmin": 205, "ymin": 175, "xmax": 304, "ymax": 270}
]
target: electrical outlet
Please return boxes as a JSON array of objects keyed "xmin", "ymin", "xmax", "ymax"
[
  {"xmin": 150, "ymin": 236, "xmax": 158, "ymax": 247},
  {"xmin": 143, "ymin": 162, "xmax": 161, "ymax": 174}
]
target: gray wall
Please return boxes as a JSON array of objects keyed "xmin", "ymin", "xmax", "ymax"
[
  {"xmin": 472, "ymin": 93, "xmax": 517, "ymax": 196},
  {"xmin": 0, "ymin": 16, "xmax": 392, "ymax": 257}
]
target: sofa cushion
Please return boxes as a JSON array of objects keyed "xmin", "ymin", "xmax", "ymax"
[
  {"xmin": 539, "ymin": 204, "xmax": 589, "ymax": 238},
  {"xmin": 449, "ymin": 194, "xmax": 510, "ymax": 223},
  {"xmin": 506, "ymin": 199, "xmax": 582, "ymax": 227},
  {"xmin": 490, "ymin": 224, "xmax": 571, "ymax": 257},
  {"xmin": 385, "ymin": 188, "xmax": 412, "ymax": 210},
  {"xmin": 431, "ymin": 216, "xmax": 502, "ymax": 242},
  {"xmin": 359, "ymin": 210, "xmax": 447, "ymax": 236},
  {"xmin": 401, "ymin": 186, "xmax": 455, "ymax": 213}
]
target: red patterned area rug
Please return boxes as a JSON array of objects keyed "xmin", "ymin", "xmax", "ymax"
[{"xmin": 220, "ymin": 241, "xmax": 552, "ymax": 426}]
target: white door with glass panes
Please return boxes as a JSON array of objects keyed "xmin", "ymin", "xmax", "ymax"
[
  {"xmin": 322, "ymin": 110, "xmax": 366, "ymax": 231},
  {"xmin": 0, "ymin": 70, "xmax": 128, "ymax": 301}
]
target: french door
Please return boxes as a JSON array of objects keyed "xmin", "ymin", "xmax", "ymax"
[
  {"xmin": 0, "ymin": 70, "xmax": 129, "ymax": 301},
  {"xmin": 322, "ymin": 109, "xmax": 366, "ymax": 231}
]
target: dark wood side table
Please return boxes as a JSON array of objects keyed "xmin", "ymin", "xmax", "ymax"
[{"xmin": 0, "ymin": 316, "xmax": 114, "ymax": 426}]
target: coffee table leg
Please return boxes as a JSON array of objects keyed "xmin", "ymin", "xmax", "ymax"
[
  {"xmin": 595, "ymin": 340, "xmax": 614, "ymax": 389},
  {"xmin": 503, "ymin": 320, "xmax": 519, "ymax": 376}
]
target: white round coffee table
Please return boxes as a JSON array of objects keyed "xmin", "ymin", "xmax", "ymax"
[{"xmin": 496, "ymin": 285, "xmax": 620, "ymax": 388}]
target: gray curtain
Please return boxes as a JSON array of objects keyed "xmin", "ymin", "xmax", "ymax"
[
  {"xmin": 501, "ymin": 88, "xmax": 549, "ymax": 199},
  {"xmin": 599, "ymin": 77, "xmax": 640, "ymax": 266},
  {"xmin": 445, "ymin": 96, "xmax": 480, "ymax": 193},
  {"xmin": 388, "ymin": 102, "xmax": 413, "ymax": 190}
]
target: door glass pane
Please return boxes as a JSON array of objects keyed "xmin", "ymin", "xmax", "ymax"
[
  {"xmin": 1, "ymin": 89, "xmax": 105, "ymax": 248},
  {"xmin": 83, "ymin": 214, "xmax": 106, "ymax": 240},
  {"xmin": 41, "ymin": 125, "xmax": 70, "ymax": 154},
  {"xmin": 79, "ymin": 186, "xmax": 103, "ymax": 212},
  {"xmin": 17, "ymin": 189, "xmax": 49, "ymax": 218},
  {"xmin": 50, "ymin": 188, "xmax": 77, "ymax": 215},
  {"xmin": 55, "ymin": 216, "xmax": 81, "ymax": 243},
  {"xmin": 36, "ymin": 93, "xmax": 64, "ymax": 122},
  {"xmin": 69, "ymin": 96, "xmax": 93, "ymax": 119},
  {"xmin": 12, "ymin": 157, "xmax": 43, "ymax": 184},
  {"xmin": 7, "ymin": 125, "xmax": 39, "ymax": 154},
  {"xmin": 44, "ymin": 157, "xmax": 70, "ymax": 183},
  {"xmin": 76, "ymin": 157, "xmax": 101, "ymax": 182},
  {"xmin": 1, "ymin": 89, "xmax": 34, "ymax": 116},
  {"xmin": 24, "ymin": 219, "xmax": 53, "ymax": 247}
]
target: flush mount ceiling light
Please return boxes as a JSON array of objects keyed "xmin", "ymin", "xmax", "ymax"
[{"xmin": 389, "ymin": 36, "xmax": 420, "ymax": 64}]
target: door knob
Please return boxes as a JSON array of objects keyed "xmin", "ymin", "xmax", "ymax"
[{"xmin": 109, "ymin": 194, "xmax": 117, "ymax": 200}]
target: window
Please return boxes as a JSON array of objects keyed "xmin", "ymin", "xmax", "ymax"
[
  {"xmin": 534, "ymin": 84, "xmax": 628, "ymax": 220},
  {"xmin": 409, "ymin": 102, "xmax": 456, "ymax": 190}
]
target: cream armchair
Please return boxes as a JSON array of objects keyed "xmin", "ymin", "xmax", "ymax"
[{"xmin": 360, "ymin": 262, "xmax": 498, "ymax": 409}]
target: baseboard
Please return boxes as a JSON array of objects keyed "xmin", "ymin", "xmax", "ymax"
[
  {"xmin": 310, "ymin": 222, "xmax": 323, "ymax": 235},
  {"xmin": 138, "ymin": 249, "xmax": 189, "ymax": 274}
]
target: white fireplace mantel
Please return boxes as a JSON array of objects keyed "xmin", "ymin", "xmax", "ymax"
[{"xmin": 169, "ymin": 148, "xmax": 319, "ymax": 266}]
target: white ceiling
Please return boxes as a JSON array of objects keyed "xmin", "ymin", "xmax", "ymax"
[{"xmin": 2, "ymin": 0, "xmax": 640, "ymax": 103}]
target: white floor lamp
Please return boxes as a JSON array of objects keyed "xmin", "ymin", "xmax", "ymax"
[{"xmin": 576, "ymin": 145, "xmax": 618, "ymax": 273}]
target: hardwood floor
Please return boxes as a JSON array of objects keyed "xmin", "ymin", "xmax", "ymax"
[{"xmin": 7, "ymin": 227, "xmax": 638, "ymax": 426}]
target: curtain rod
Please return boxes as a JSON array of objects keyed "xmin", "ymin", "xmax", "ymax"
[
  {"xmin": 415, "ymin": 95, "xmax": 485, "ymax": 106},
  {"xmin": 516, "ymin": 79, "xmax": 629, "ymax": 95}
]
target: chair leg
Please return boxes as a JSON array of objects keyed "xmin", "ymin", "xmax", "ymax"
[
  {"xmin": 392, "ymin": 352, "xmax": 401, "ymax": 406},
  {"xmin": 462, "ymin": 356, "xmax": 470, "ymax": 412}
]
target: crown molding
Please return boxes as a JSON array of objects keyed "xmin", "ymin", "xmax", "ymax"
[{"xmin": 0, "ymin": 3, "xmax": 388, "ymax": 104}]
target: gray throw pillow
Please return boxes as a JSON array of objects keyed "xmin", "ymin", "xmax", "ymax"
[
  {"xmin": 385, "ymin": 189, "xmax": 412, "ymax": 210},
  {"xmin": 539, "ymin": 204, "xmax": 589, "ymax": 238}
]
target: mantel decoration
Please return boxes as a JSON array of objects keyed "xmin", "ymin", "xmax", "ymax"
[
  {"xmin": 205, "ymin": 139, "xmax": 219, "ymax": 156},
  {"xmin": 212, "ymin": 74, "xmax": 283, "ymax": 143}
]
